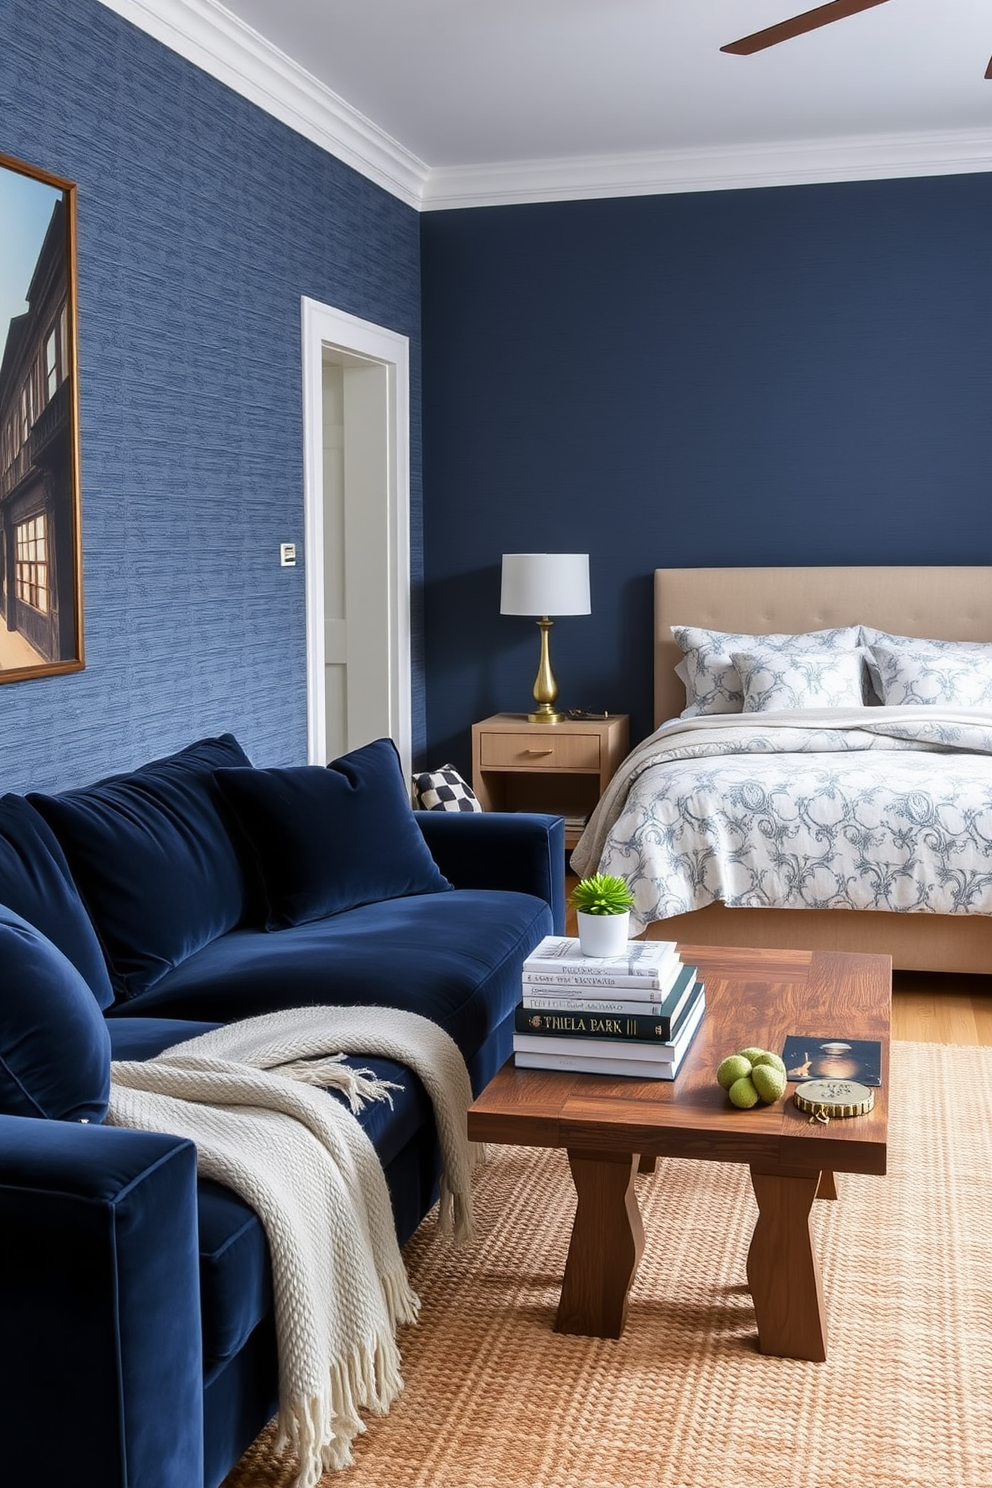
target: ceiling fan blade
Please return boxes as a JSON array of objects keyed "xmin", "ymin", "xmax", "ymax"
[
  {"xmin": 986, "ymin": 54, "xmax": 992, "ymax": 79},
  {"xmin": 721, "ymin": 0, "xmax": 892, "ymax": 56}
]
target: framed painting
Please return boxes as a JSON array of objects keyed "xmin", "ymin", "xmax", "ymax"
[{"xmin": 0, "ymin": 150, "xmax": 83, "ymax": 682}]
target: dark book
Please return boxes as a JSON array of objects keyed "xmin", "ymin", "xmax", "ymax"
[
  {"xmin": 781, "ymin": 1035, "xmax": 882, "ymax": 1087},
  {"xmin": 514, "ymin": 971, "xmax": 702, "ymax": 1043},
  {"xmin": 514, "ymin": 988, "xmax": 706, "ymax": 1080}
]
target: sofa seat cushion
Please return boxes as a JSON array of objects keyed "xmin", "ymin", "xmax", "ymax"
[
  {"xmin": 29, "ymin": 735, "xmax": 254, "ymax": 1001},
  {"xmin": 106, "ymin": 888, "xmax": 552, "ymax": 1077},
  {"xmin": 0, "ymin": 794, "xmax": 115, "ymax": 1009},
  {"xmin": 106, "ymin": 1017, "xmax": 223, "ymax": 1062}
]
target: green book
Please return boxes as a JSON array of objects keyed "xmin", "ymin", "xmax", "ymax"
[{"xmin": 514, "ymin": 969, "xmax": 701, "ymax": 1042}]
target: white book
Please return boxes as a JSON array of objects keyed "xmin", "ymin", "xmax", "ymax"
[
  {"xmin": 521, "ymin": 952, "xmax": 685, "ymax": 1001},
  {"xmin": 513, "ymin": 1051, "xmax": 685, "ymax": 1080},
  {"xmin": 521, "ymin": 947, "xmax": 682, "ymax": 994},
  {"xmin": 520, "ymin": 992, "xmax": 681, "ymax": 1017},
  {"xmin": 522, "ymin": 934, "xmax": 679, "ymax": 985},
  {"xmin": 513, "ymin": 989, "xmax": 705, "ymax": 1072},
  {"xmin": 520, "ymin": 963, "xmax": 698, "ymax": 1030}
]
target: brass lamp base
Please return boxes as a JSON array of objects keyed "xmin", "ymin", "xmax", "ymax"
[{"xmin": 528, "ymin": 617, "xmax": 565, "ymax": 723}]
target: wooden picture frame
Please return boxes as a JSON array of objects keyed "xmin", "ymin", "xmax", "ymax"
[{"xmin": 0, "ymin": 150, "xmax": 84, "ymax": 682}]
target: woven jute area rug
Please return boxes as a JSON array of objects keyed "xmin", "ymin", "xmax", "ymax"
[{"xmin": 223, "ymin": 1040, "xmax": 992, "ymax": 1488}]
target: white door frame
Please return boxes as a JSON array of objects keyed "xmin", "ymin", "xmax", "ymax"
[{"xmin": 301, "ymin": 297, "xmax": 411, "ymax": 776}]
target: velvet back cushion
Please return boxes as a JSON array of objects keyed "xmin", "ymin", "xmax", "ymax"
[
  {"xmin": 0, "ymin": 794, "xmax": 115, "ymax": 1009},
  {"xmin": 28, "ymin": 735, "xmax": 253, "ymax": 1000},
  {"xmin": 0, "ymin": 906, "xmax": 111, "ymax": 1122},
  {"xmin": 215, "ymin": 737, "xmax": 453, "ymax": 931}
]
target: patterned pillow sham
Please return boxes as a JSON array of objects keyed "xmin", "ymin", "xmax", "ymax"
[
  {"xmin": 731, "ymin": 649, "xmax": 867, "ymax": 713},
  {"xmin": 868, "ymin": 645, "xmax": 992, "ymax": 708},
  {"xmin": 671, "ymin": 625, "xmax": 862, "ymax": 718},
  {"xmin": 860, "ymin": 627, "xmax": 992, "ymax": 702}
]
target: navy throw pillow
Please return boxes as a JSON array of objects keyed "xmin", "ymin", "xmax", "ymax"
[
  {"xmin": 0, "ymin": 794, "xmax": 115, "ymax": 1009},
  {"xmin": 214, "ymin": 737, "xmax": 453, "ymax": 930},
  {"xmin": 0, "ymin": 905, "xmax": 111, "ymax": 1122},
  {"xmin": 28, "ymin": 735, "xmax": 253, "ymax": 1000}
]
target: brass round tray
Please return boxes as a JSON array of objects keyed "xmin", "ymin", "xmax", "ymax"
[{"xmin": 793, "ymin": 1079, "xmax": 875, "ymax": 1123}]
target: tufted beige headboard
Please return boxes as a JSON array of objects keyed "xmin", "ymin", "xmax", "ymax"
[{"xmin": 654, "ymin": 566, "xmax": 992, "ymax": 729}]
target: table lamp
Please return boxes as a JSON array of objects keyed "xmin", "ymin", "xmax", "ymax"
[{"xmin": 500, "ymin": 553, "xmax": 591, "ymax": 723}]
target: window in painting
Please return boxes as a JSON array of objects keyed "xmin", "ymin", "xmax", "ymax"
[
  {"xmin": 15, "ymin": 513, "xmax": 49, "ymax": 614},
  {"xmin": 45, "ymin": 329, "xmax": 58, "ymax": 400}
]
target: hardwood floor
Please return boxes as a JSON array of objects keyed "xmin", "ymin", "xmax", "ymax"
[
  {"xmin": 563, "ymin": 880, "xmax": 992, "ymax": 1047},
  {"xmin": 890, "ymin": 969, "xmax": 992, "ymax": 1045}
]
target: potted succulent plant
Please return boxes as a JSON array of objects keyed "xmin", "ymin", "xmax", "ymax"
[{"xmin": 570, "ymin": 872, "xmax": 635, "ymax": 957}]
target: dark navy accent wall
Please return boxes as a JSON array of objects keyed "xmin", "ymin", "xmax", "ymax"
[
  {"xmin": 1, "ymin": 0, "xmax": 422, "ymax": 793},
  {"xmin": 421, "ymin": 175, "xmax": 992, "ymax": 769}
]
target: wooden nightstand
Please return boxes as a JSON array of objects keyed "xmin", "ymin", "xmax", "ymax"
[{"xmin": 471, "ymin": 713, "xmax": 630, "ymax": 850}]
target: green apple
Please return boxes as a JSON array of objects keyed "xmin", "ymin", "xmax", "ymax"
[
  {"xmin": 751, "ymin": 1064, "xmax": 787, "ymax": 1104},
  {"xmin": 728, "ymin": 1075, "xmax": 760, "ymax": 1109},
  {"xmin": 717, "ymin": 1053, "xmax": 752, "ymax": 1090},
  {"xmin": 737, "ymin": 1046, "xmax": 768, "ymax": 1065}
]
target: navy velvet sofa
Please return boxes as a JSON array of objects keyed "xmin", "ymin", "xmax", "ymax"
[{"xmin": 0, "ymin": 733, "xmax": 563, "ymax": 1488}]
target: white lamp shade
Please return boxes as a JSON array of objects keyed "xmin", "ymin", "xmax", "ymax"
[{"xmin": 500, "ymin": 553, "xmax": 591, "ymax": 617}]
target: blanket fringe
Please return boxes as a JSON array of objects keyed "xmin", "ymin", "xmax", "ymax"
[
  {"xmin": 274, "ymin": 1335, "xmax": 407, "ymax": 1488},
  {"xmin": 382, "ymin": 1265, "xmax": 421, "ymax": 1330},
  {"xmin": 438, "ymin": 1172, "xmax": 477, "ymax": 1244},
  {"xmin": 272, "ymin": 1053, "xmax": 402, "ymax": 1112}
]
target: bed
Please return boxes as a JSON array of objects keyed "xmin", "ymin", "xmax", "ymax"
[{"xmin": 571, "ymin": 566, "xmax": 992, "ymax": 974}]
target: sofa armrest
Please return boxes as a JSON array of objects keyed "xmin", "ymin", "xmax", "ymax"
[
  {"xmin": 415, "ymin": 810, "xmax": 565, "ymax": 932},
  {"xmin": 0, "ymin": 1115, "xmax": 204, "ymax": 1488}
]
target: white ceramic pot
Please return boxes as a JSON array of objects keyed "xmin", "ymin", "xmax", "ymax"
[{"xmin": 576, "ymin": 909, "xmax": 631, "ymax": 958}]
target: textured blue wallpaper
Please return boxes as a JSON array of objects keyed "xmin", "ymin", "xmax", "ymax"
[
  {"xmin": 421, "ymin": 177, "xmax": 992, "ymax": 765},
  {"xmin": 0, "ymin": 0, "xmax": 422, "ymax": 793}
]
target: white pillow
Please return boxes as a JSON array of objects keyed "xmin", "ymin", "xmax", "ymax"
[
  {"xmin": 860, "ymin": 627, "xmax": 992, "ymax": 702},
  {"xmin": 731, "ymin": 649, "xmax": 867, "ymax": 713},
  {"xmin": 869, "ymin": 646, "xmax": 992, "ymax": 708},
  {"xmin": 671, "ymin": 625, "xmax": 862, "ymax": 718}
]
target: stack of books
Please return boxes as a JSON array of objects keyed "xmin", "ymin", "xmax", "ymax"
[{"xmin": 512, "ymin": 934, "xmax": 705, "ymax": 1080}]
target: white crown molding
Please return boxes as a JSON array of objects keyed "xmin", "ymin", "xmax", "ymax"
[
  {"xmin": 93, "ymin": 0, "xmax": 429, "ymax": 208},
  {"xmin": 420, "ymin": 130, "xmax": 992, "ymax": 211},
  {"xmin": 93, "ymin": 1, "xmax": 991, "ymax": 212}
]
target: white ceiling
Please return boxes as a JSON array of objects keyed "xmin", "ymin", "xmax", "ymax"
[{"xmin": 99, "ymin": 0, "xmax": 992, "ymax": 207}]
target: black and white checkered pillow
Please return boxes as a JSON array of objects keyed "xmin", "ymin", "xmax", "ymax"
[{"xmin": 412, "ymin": 764, "xmax": 482, "ymax": 813}]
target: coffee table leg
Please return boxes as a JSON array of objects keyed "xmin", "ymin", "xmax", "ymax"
[
  {"xmin": 747, "ymin": 1166, "xmax": 827, "ymax": 1362},
  {"xmin": 555, "ymin": 1149, "xmax": 644, "ymax": 1339},
  {"xmin": 816, "ymin": 1170, "xmax": 838, "ymax": 1200}
]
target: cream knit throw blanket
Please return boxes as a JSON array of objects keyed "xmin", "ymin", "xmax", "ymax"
[{"xmin": 107, "ymin": 1005, "xmax": 480, "ymax": 1487}]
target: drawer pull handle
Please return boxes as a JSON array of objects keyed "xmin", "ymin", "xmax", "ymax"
[{"xmin": 523, "ymin": 748, "xmax": 554, "ymax": 756}]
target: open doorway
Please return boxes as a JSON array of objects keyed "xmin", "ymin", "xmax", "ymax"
[{"xmin": 301, "ymin": 298, "xmax": 411, "ymax": 779}]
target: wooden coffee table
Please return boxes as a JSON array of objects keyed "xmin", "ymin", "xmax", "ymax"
[{"xmin": 467, "ymin": 945, "xmax": 890, "ymax": 1362}]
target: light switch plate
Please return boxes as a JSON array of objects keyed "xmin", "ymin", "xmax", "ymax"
[{"xmin": 280, "ymin": 542, "xmax": 297, "ymax": 567}]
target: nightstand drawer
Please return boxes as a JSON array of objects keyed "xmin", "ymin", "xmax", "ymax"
[{"xmin": 479, "ymin": 731, "xmax": 601, "ymax": 771}]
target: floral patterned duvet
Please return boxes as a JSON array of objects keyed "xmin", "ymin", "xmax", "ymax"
[{"xmin": 570, "ymin": 707, "xmax": 992, "ymax": 933}]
